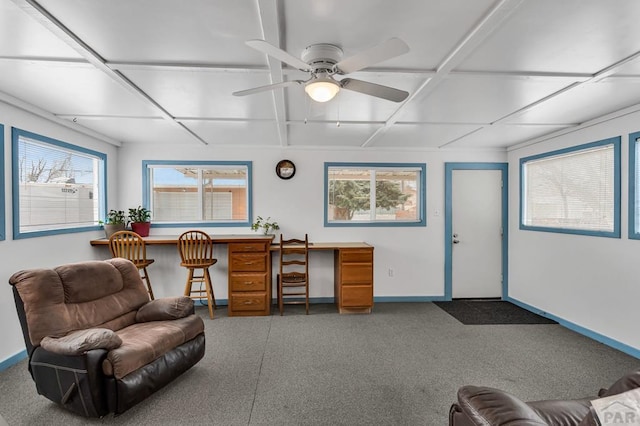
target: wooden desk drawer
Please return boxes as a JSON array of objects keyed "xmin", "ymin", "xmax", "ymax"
[
  {"xmin": 341, "ymin": 249, "xmax": 373, "ymax": 263},
  {"xmin": 341, "ymin": 285, "xmax": 373, "ymax": 307},
  {"xmin": 341, "ymin": 264, "xmax": 373, "ymax": 284},
  {"xmin": 229, "ymin": 242, "xmax": 267, "ymax": 253},
  {"xmin": 230, "ymin": 293, "xmax": 267, "ymax": 311},
  {"xmin": 230, "ymin": 273, "xmax": 266, "ymax": 292},
  {"xmin": 230, "ymin": 254, "xmax": 267, "ymax": 272}
]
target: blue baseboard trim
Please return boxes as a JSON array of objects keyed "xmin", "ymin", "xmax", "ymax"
[
  {"xmin": 506, "ymin": 297, "xmax": 640, "ymax": 359},
  {"xmin": 374, "ymin": 296, "xmax": 448, "ymax": 302},
  {"xmin": 0, "ymin": 349, "xmax": 27, "ymax": 372}
]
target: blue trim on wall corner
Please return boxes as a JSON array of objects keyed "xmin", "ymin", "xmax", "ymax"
[
  {"xmin": 0, "ymin": 123, "xmax": 4, "ymax": 241},
  {"xmin": 505, "ymin": 297, "xmax": 640, "ymax": 359},
  {"xmin": 629, "ymin": 131, "xmax": 640, "ymax": 239},
  {"xmin": 0, "ymin": 349, "xmax": 27, "ymax": 372}
]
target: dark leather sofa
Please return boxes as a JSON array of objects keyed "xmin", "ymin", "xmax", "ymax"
[
  {"xmin": 449, "ymin": 368, "xmax": 640, "ymax": 425},
  {"xmin": 9, "ymin": 258, "xmax": 206, "ymax": 417}
]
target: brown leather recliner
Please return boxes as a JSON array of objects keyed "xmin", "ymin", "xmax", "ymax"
[
  {"xmin": 9, "ymin": 258, "xmax": 206, "ymax": 418},
  {"xmin": 449, "ymin": 368, "xmax": 640, "ymax": 425}
]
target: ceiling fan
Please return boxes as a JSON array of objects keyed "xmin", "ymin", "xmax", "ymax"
[{"xmin": 233, "ymin": 38, "xmax": 410, "ymax": 103}]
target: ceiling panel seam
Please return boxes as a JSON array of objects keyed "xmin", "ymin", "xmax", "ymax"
[
  {"xmin": 257, "ymin": 0, "xmax": 288, "ymax": 146},
  {"xmin": 10, "ymin": 0, "xmax": 209, "ymax": 146},
  {"xmin": 361, "ymin": 0, "xmax": 525, "ymax": 148}
]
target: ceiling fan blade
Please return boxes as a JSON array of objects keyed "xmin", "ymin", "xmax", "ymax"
[
  {"xmin": 334, "ymin": 38, "xmax": 409, "ymax": 74},
  {"xmin": 246, "ymin": 40, "xmax": 310, "ymax": 71},
  {"xmin": 340, "ymin": 78, "xmax": 409, "ymax": 103},
  {"xmin": 233, "ymin": 80, "xmax": 303, "ymax": 97}
]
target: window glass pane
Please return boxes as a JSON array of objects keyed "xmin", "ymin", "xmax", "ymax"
[
  {"xmin": 375, "ymin": 170, "xmax": 417, "ymax": 221},
  {"xmin": 151, "ymin": 167, "xmax": 199, "ymax": 221},
  {"xmin": 17, "ymin": 134, "xmax": 102, "ymax": 234},
  {"xmin": 326, "ymin": 164, "xmax": 424, "ymax": 225},
  {"xmin": 148, "ymin": 163, "xmax": 249, "ymax": 224},
  {"xmin": 522, "ymin": 144, "xmax": 615, "ymax": 232},
  {"xmin": 202, "ymin": 167, "xmax": 247, "ymax": 221},
  {"xmin": 328, "ymin": 169, "xmax": 371, "ymax": 221}
]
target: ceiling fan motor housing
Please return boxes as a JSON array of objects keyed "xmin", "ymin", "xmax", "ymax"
[{"xmin": 301, "ymin": 44, "xmax": 343, "ymax": 73}]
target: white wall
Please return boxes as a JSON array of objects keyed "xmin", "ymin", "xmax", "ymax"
[
  {"xmin": 0, "ymin": 103, "xmax": 118, "ymax": 362},
  {"xmin": 114, "ymin": 144, "xmax": 507, "ymax": 303},
  {"xmin": 508, "ymin": 112, "xmax": 640, "ymax": 353}
]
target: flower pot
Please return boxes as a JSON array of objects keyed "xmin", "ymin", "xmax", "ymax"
[
  {"xmin": 104, "ymin": 223, "xmax": 126, "ymax": 239},
  {"xmin": 131, "ymin": 222, "xmax": 151, "ymax": 237}
]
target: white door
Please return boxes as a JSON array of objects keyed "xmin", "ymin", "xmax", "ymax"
[{"xmin": 451, "ymin": 169, "xmax": 503, "ymax": 298}]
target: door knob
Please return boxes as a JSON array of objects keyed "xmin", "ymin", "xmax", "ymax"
[{"xmin": 452, "ymin": 238, "xmax": 460, "ymax": 244}]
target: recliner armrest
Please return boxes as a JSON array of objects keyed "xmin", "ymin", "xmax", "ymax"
[
  {"xmin": 456, "ymin": 385, "xmax": 548, "ymax": 425},
  {"xmin": 135, "ymin": 296, "xmax": 194, "ymax": 322}
]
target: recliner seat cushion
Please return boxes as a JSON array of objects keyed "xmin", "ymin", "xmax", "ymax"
[{"xmin": 102, "ymin": 315, "xmax": 205, "ymax": 379}]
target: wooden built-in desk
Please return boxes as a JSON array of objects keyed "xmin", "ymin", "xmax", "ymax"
[{"xmin": 90, "ymin": 235, "xmax": 374, "ymax": 315}]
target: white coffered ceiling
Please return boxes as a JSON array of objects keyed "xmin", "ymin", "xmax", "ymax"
[{"xmin": 2, "ymin": 0, "xmax": 640, "ymax": 150}]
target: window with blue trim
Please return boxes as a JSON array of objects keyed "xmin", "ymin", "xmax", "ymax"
[
  {"xmin": 0, "ymin": 124, "xmax": 4, "ymax": 241},
  {"xmin": 12, "ymin": 128, "xmax": 106, "ymax": 239},
  {"xmin": 520, "ymin": 136, "xmax": 620, "ymax": 237},
  {"xmin": 143, "ymin": 161, "xmax": 252, "ymax": 227},
  {"xmin": 325, "ymin": 162, "xmax": 426, "ymax": 226},
  {"xmin": 629, "ymin": 131, "xmax": 640, "ymax": 239}
]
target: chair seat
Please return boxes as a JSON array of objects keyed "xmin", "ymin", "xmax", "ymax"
[
  {"xmin": 131, "ymin": 259, "xmax": 154, "ymax": 268},
  {"xmin": 180, "ymin": 259, "xmax": 217, "ymax": 268}
]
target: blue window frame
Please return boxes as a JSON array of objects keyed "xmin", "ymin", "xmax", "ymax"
[
  {"xmin": 520, "ymin": 136, "xmax": 620, "ymax": 238},
  {"xmin": 12, "ymin": 128, "xmax": 106, "ymax": 239},
  {"xmin": 324, "ymin": 162, "xmax": 426, "ymax": 227},
  {"xmin": 629, "ymin": 131, "xmax": 640, "ymax": 239},
  {"xmin": 0, "ymin": 124, "xmax": 4, "ymax": 241},
  {"xmin": 142, "ymin": 160, "xmax": 252, "ymax": 228}
]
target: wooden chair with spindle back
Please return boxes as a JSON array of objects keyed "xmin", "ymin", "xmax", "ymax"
[
  {"xmin": 177, "ymin": 230, "xmax": 217, "ymax": 319},
  {"xmin": 108, "ymin": 230, "xmax": 155, "ymax": 300},
  {"xmin": 277, "ymin": 234, "xmax": 309, "ymax": 315}
]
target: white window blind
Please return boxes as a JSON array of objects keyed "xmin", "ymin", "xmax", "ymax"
[
  {"xmin": 16, "ymin": 133, "xmax": 103, "ymax": 235},
  {"xmin": 522, "ymin": 144, "xmax": 615, "ymax": 232}
]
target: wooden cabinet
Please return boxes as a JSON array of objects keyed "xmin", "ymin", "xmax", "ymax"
[
  {"xmin": 228, "ymin": 240, "xmax": 271, "ymax": 316},
  {"xmin": 334, "ymin": 247, "xmax": 374, "ymax": 313}
]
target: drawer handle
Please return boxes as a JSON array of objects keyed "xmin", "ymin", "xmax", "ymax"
[
  {"xmin": 244, "ymin": 281, "xmax": 253, "ymax": 285},
  {"xmin": 244, "ymin": 301, "xmax": 253, "ymax": 305},
  {"xmin": 244, "ymin": 261, "xmax": 255, "ymax": 265}
]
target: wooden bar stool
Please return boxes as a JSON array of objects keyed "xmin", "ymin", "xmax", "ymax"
[
  {"xmin": 277, "ymin": 234, "xmax": 309, "ymax": 315},
  {"xmin": 178, "ymin": 230, "xmax": 217, "ymax": 319},
  {"xmin": 108, "ymin": 230, "xmax": 155, "ymax": 300}
]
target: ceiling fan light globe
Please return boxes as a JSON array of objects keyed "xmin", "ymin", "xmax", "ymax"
[{"xmin": 305, "ymin": 80, "xmax": 340, "ymax": 103}]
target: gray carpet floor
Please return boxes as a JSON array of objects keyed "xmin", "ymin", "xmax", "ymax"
[{"xmin": 0, "ymin": 302, "xmax": 637, "ymax": 425}]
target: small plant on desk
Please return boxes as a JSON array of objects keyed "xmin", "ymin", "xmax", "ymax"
[
  {"xmin": 251, "ymin": 216, "xmax": 280, "ymax": 235},
  {"xmin": 100, "ymin": 209, "xmax": 126, "ymax": 239}
]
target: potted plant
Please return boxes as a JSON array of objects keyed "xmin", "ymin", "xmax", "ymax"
[
  {"xmin": 128, "ymin": 206, "xmax": 151, "ymax": 237},
  {"xmin": 251, "ymin": 216, "xmax": 280, "ymax": 235},
  {"xmin": 101, "ymin": 209, "xmax": 126, "ymax": 239}
]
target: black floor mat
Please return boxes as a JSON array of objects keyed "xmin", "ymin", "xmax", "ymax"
[{"xmin": 434, "ymin": 300, "xmax": 558, "ymax": 325}]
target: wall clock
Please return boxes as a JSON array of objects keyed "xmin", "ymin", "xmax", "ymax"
[{"xmin": 276, "ymin": 159, "xmax": 296, "ymax": 180}]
